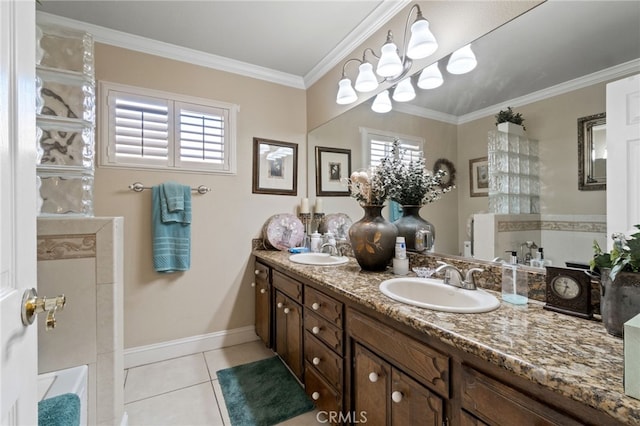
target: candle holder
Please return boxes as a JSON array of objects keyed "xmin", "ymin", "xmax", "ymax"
[
  {"xmin": 313, "ymin": 212, "xmax": 325, "ymax": 234},
  {"xmin": 299, "ymin": 213, "xmax": 312, "ymax": 235}
]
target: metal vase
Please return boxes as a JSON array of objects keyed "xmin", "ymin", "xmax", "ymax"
[
  {"xmin": 600, "ymin": 269, "xmax": 640, "ymax": 337},
  {"xmin": 349, "ymin": 205, "xmax": 397, "ymax": 272},
  {"xmin": 392, "ymin": 205, "xmax": 436, "ymax": 252}
]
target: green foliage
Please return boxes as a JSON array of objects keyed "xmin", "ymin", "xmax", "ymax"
[
  {"xmin": 495, "ymin": 106, "xmax": 526, "ymax": 130},
  {"xmin": 590, "ymin": 224, "xmax": 640, "ymax": 281}
]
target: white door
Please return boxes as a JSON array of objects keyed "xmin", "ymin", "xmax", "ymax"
[
  {"xmin": 606, "ymin": 73, "xmax": 640, "ymax": 249},
  {"xmin": 1, "ymin": 1, "xmax": 38, "ymax": 425}
]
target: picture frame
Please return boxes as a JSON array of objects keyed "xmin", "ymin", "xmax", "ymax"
[
  {"xmin": 315, "ymin": 146, "xmax": 351, "ymax": 196},
  {"xmin": 252, "ymin": 137, "xmax": 298, "ymax": 195},
  {"xmin": 469, "ymin": 156, "xmax": 489, "ymax": 197}
]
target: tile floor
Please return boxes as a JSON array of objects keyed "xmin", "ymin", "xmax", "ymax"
[{"xmin": 124, "ymin": 340, "xmax": 322, "ymax": 426}]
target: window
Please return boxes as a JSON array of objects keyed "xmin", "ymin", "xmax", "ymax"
[
  {"xmin": 360, "ymin": 127, "xmax": 424, "ymax": 167},
  {"xmin": 100, "ymin": 82, "xmax": 238, "ymax": 174}
]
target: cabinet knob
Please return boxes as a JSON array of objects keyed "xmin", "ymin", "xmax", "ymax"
[
  {"xmin": 312, "ymin": 302, "xmax": 320, "ymax": 310},
  {"xmin": 311, "ymin": 391, "xmax": 320, "ymax": 401},
  {"xmin": 277, "ymin": 302, "xmax": 283, "ymax": 309},
  {"xmin": 312, "ymin": 326, "xmax": 320, "ymax": 335},
  {"xmin": 391, "ymin": 391, "xmax": 403, "ymax": 403},
  {"xmin": 254, "ymin": 270, "xmax": 260, "ymax": 275},
  {"xmin": 260, "ymin": 288, "xmax": 266, "ymax": 294},
  {"xmin": 368, "ymin": 372, "xmax": 379, "ymax": 383},
  {"xmin": 284, "ymin": 307, "xmax": 290, "ymax": 314},
  {"xmin": 312, "ymin": 357, "xmax": 321, "ymax": 366},
  {"xmin": 251, "ymin": 282, "xmax": 256, "ymax": 288}
]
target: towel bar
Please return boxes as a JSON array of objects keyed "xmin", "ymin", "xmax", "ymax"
[{"xmin": 128, "ymin": 182, "xmax": 211, "ymax": 194}]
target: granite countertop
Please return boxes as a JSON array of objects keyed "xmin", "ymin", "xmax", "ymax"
[{"xmin": 254, "ymin": 249, "xmax": 640, "ymax": 425}]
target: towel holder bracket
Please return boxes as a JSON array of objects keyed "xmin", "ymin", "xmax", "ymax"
[{"xmin": 128, "ymin": 182, "xmax": 211, "ymax": 194}]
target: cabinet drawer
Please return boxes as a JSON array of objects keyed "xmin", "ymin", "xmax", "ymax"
[
  {"xmin": 347, "ymin": 309, "xmax": 449, "ymax": 397},
  {"xmin": 305, "ymin": 286, "xmax": 343, "ymax": 327},
  {"xmin": 304, "ymin": 332, "xmax": 343, "ymax": 392},
  {"xmin": 273, "ymin": 270, "xmax": 302, "ymax": 303},
  {"xmin": 304, "ymin": 310, "xmax": 343, "ymax": 354},
  {"xmin": 254, "ymin": 261, "xmax": 270, "ymax": 286},
  {"xmin": 461, "ymin": 365, "xmax": 583, "ymax": 426},
  {"xmin": 305, "ymin": 365, "xmax": 342, "ymax": 418}
]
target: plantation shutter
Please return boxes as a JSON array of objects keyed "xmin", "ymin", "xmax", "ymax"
[
  {"xmin": 369, "ymin": 134, "xmax": 423, "ymax": 166},
  {"xmin": 111, "ymin": 92, "xmax": 169, "ymax": 164},
  {"xmin": 176, "ymin": 103, "xmax": 228, "ymax": 168}
]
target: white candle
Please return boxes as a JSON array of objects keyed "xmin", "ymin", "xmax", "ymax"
[
  {"xmin": 300, "ymin": 198, "xmax": 310, "ymax": 214},
  {"xmin": 315, "ymin": 198, "xmax": 323, "ymax": 214}
]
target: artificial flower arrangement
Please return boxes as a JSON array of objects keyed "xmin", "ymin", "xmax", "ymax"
[
  {"xmin": 591, "ymin": 224, "xmax": 640, "ymax": 281},
  {"xmin": 343, "ymin": 167, "xmax": 388, "ymax": 206},
  {"xmin": 495, "ymin": 106, "xmax": 526, "ymax": 130}
]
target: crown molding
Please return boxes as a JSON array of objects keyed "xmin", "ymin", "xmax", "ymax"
[
  {"xmin": 303, "ymin": 0, "xmax": 411, "ymax": 88},
  {"xmin": 394, "ymin": 103, "xmax": 459, "ymax": 125},
  {"xmin": 36, "ymin": 11, "xmax": 306, "ymax": 89}
]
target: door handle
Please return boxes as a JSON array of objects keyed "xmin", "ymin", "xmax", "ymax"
[{"xmin": 21, "ymin": 288, "xmax": 66, "ymax": 330}]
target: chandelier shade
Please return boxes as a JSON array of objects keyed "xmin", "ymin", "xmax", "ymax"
[
  {"xmin": 371, "ymin": 90, "xmax": 392, "ymax": 113},
  {"xmin": 392, "ymin": 78, "xmax": 416, "ymax": 102},
  {"xmin": 336, "ymin": 78, "xmax": 358, "ymax": 105},
  {"xmin": 407, "ymin": 18, "xmax": 438, "ymax": 59},
  {"xmin": 446, "ymin": 44, "xmax": 477, "ymax": 74},
  {"xmin": 376, "ymin": 36, "xmax": 403, "ymax": 78},
  {"xmin": 417, "ymin": 62, "xmax": 443, "ymax": 89},
  {"xmin": 355, "ymin": 62, "xmax": 379, "ymax": 92}
]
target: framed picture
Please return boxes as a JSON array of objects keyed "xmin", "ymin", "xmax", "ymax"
[
  {"xmin": 315, "ymin": 146, "xmax": 351, "ymax": 196},
  {"xmin": 469, "ymin": 156, "xmax": 489, "ymax": 197},
  {"xmin": 252, "ymin": 137, "xmax": 298, "ymax": 195}
]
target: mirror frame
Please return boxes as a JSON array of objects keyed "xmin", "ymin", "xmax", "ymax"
[{"xmin": 578, "ymin": 112, "xmax": 606, "ymax": 191}]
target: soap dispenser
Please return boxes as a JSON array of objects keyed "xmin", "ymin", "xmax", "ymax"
[{"xmin": 502, "ymin": 251, "xmax": 528, "ymax": 305}]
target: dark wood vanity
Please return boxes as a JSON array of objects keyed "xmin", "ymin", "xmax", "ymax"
[{"xmin": 253, "ymin": 251, "xmax": 638, "ymax": 425}]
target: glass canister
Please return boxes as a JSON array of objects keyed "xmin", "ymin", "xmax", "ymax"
[{"xmin": 414, "ymin": 227, "xmax": 434, "ymax": 252}]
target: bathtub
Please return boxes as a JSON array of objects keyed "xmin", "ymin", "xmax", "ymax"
[{"xmin": 38, "ymin": 365, "xmax": 88, "ymax": 426}]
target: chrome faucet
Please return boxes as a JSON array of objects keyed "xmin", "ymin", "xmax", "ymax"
[
  {"xmin": 435, "ymin": 262, "xmax": 483, "ymax": 290},
  {"xmin": 321, "ymin": 242, "xmax": 339, "ymax": 256}
]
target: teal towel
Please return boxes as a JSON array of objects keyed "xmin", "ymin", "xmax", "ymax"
[
  {"xmin": 153, "ymin": 184, "xmax": 191, "ymax": 273},
  {"xmin": 38, "ymin": 393, "xmax": 80, "ymax": 426},
  {"xmin": 160, "ymin": 181, "xmax": 191, "ymax": 224}
]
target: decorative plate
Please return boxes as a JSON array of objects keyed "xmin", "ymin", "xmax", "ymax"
[
  {"xmin": 263, "ymin": 213, "xmax": 305, "ymax": 250},
  {"xmin": 318, "ymin": 213, "xmax": 353, "ymax": 242}
]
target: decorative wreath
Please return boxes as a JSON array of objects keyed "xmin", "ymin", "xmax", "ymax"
[{"xmin": 433, "ymin": 158, "xmax": 456, "ymax": 189}]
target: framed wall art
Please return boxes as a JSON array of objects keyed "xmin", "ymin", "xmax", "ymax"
[
  {"xmin": 315, "ymin": 146, "xmax": 351, "ymax": 196},
  {"xmin": 252, "ymin": 137, "xmax": 298, "ymax": 195},
  {"xmin": 469, "ymin": 156, "xmax": 489, "ymax": 197}
]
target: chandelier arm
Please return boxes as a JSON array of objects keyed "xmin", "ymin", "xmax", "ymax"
[
  {"xmin": 399, "ymin": 4, "xmax": 421, "ymax": 63},
  {"xmin": 362, "ymin": 47, "xmax": 380, "ymax": 62},
  {"xmin": 340, "ymin": 57, "xmax": 363, "ymax": 78}
]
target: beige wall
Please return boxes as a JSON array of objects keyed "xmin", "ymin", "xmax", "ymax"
[{"xmin": 94, "ymin": 44, "xmax": 307, "ymax": 349}]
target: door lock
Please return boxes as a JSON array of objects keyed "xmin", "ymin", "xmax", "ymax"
[{"xmin": 21, "ymin": 288, "xmax": 66, "ymax": 330}]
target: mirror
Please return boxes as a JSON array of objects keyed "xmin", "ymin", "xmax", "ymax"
[
  {"xmin": 578, "ymin": 113, "xmax": 606, "ymax": 191},
  {"xmin": 308, "ymin": 1, "xmax": 640, "ymax": 264}
]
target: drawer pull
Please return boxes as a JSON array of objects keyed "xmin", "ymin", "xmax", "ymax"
[
  {"xmin": 251, "ymin": 282, "xmax": 256, "ymax": 288},
  {"xmin": 284, "ymin": 307, "xmax": 290, "ymax": 314},
  {"xmin": 312, "ymin": 357, "xmax": 321, "ymax": 366},
  {"xmin": 260, "ymin": 288, "xmax": 266, "ymax": 294},
  {"xmin": 311, "ymin": 391, "xmax": 320, "ymax": 401},
  {"xmin": 312, "ymin": 326, "xmax": 321, "ymax": 335},
  {"xmin": 391, "ymin": 391, "xmax": 403, "ymax": 403},
  {"xmin": 277, "ymin": 302, "xmax": 283, "ymax": 309},
  {"xmin": 312, "ymin": 302, "xmax": 321, "ymax": 310},
  {"xmin": 254, "ymin": 270, "xmax": 260, "ymax": 275},
  {"xmin": 368, "ymin": 372, "xmax": 379, "ymax": 383}
]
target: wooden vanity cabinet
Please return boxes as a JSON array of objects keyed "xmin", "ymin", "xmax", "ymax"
[
  {"xmin": 253, "ymin": 261, "xmax": 271, "ymax": 348},
  {"xmin": 273, "ymin": 270, "xmax": 304, "ymax": 381}
]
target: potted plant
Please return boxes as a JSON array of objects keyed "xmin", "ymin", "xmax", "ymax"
[
  {"xmin": 590, "ymin": 225, "xmax": 640, "ymax": 336},
  {"xmin": 495, "ymin": 106, "xmax": 526, "ymax": 135}
]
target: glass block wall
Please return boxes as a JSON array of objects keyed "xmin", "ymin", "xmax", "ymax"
[
  {"xmin": 36, "ymin": 22, "xmax": 95, "ymax": 216},
  {"xmin": 488, "ymin": 129, "xmax": 540, "ymax": 214}
]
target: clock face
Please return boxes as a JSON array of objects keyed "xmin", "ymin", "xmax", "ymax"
[{"xmin": 551, "ymin": 276, "xmax": 581, "ymax": 299}]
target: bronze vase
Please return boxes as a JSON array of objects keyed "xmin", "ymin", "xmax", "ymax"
[
  {"xmin": 349, "ymin": 205, "xmax": 398, "ymax": 272},
  {"xmin": 393, "ymin": 205, "xmax": 435, "ymax": 252},
  {"xmin": 600, "ymin": 269, "xmax": 640, "ymax": 337}
]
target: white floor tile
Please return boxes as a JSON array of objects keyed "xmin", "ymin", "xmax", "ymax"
[
  {"xmin": 125, "ymin": 382, "xmax": 224, "ymax": 426},
  {"xmin": 204, "ymin": 340, "xmax": 274, "ymax": 377},
  {"xmin": 211, "ymin": 378, "xmax": 231, "ymax": 426},
  {"xmin": 125, "ymin": 353, "xmax": 210, "ymax": 403}
]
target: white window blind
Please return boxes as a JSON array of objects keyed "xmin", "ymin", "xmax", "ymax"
[
  {"xmin": 101, "ymin": 82, "xmax": 237, "ymax": 174},
  {"xmin": 361, "ymin": 127, "xmax": 424, "ymax": 167}
]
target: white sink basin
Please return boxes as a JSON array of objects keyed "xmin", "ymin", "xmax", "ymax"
[
  {"xmin": 379, "ymin": 277, "xmax": 500, "ymax": 313},
  {"xmin": 289, "ymin": 252, "xmax": 349, "ymax": 266}
]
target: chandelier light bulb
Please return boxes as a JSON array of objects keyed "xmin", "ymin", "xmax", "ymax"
[
  {"xmin": 417, "ymin": 62, "xmax": 443, "ymax": 89},
  {"xmin": 376, "ymin": 36, "xmax": 403, "ymax": 77},
  {"xmin": 336, "ymin": 78, "xmax": 357, "ymax": 105},
  {"xmin": 392, "ymin": 78, "xmax": 416, "ymax": 102},
  {"xmin": 407, "ymin": 18, "xmax": 438, "ymax": 59},
  {"xmin": 354, "ymin": 62, "xmax": 379, "ymax": 93},
  {"xmin": 446, "ymin": 44, "xmax": 477, "ymax": 75},
  {"xmin": 371, "ymin": 90, "xmax": 392, "ymax": 113}
]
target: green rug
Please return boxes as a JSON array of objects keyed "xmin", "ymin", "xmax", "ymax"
[{"xmin": 217, "ymin": 356, "xmax": 314, "ymax": 426}]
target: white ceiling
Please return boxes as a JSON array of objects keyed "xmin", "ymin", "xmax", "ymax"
[{"xmin": 38, "ymin": 0, "xmax": 640, "ymax": 118}]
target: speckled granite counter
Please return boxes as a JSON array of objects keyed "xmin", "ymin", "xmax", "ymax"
[{"xmin": 254, "ymin": 249, "xmax": 640, "ymax": 425}]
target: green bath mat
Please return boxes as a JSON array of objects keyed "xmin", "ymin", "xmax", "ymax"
[{"xmin": 217, "ymin": 356, "xmax": 314, "ymax": 426}]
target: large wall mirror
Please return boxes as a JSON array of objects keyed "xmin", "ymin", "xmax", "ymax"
[
  {"xmin": 308, "ymin": 1, "xmax": 640, "ymax": 265},
  {"xmin": 578, "ymin": 113, "xmax": 607, "ymax": 191}
]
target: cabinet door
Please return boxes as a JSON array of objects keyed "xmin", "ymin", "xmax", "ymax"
[
  {"xmin": 391, "ymin": 368, "xmax": 443, "ymax": 426},
  {"xmin": 354, "ymin": 344, "xmax": 390, "ymax": 426},
  {"xmin": 275, "ymin": 290, "xmax": 303, "ymax": 381},
  {"xmin": 254, "ymin": 262, "xmax": 271, "ymax": 347}
]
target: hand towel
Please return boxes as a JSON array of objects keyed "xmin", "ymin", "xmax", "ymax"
[
  {"xmin": 152, "ymin": 183, "xmax": 191, "ymax": 273},
  {"xmin": 160, "ymin": 181, "xmax": 191, "ymax": 224}
]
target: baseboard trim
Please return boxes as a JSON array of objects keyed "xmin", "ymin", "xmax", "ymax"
[{"xmin": 124, "ymin": 326, "xmax": 258, "ymax": 369}]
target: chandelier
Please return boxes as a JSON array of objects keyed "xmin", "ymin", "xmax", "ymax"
[{"xmin": 336, "ymin": 3, "xmax": 477, "ymax": 113}]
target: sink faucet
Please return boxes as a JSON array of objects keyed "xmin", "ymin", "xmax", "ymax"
[
  {"xmin": 435, "ymin": 262, "xmax": 484, "ymax": 290},
  {"xmin": 321, "ymin": 239, "xmax": 349, "ymax": 257}
]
